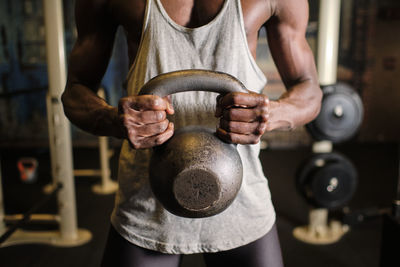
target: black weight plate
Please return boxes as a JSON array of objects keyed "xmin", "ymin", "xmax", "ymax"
[
  {"xmin": 310, "ymin": 162, "xmax": 357, "ymax": 209},
  {"xmin": 296, "ymin": 152, "xmax": 347, "ymax": 191},
  {"xmin": 306, "ymin": 83, "xmax": 364, "ymax": 143},
  {"xmin": 296, "ymin": 152, "xmax": 358, "ymax": 209}
]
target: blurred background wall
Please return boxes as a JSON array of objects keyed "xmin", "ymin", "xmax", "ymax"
[{"xmin": 0, "ymin": 0, "xmax": 128, "ymax": 146}]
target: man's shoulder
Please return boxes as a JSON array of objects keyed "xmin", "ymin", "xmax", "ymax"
[{"xmin": 240, "ymin": 0, "xmax": 274, "ymax": 32}]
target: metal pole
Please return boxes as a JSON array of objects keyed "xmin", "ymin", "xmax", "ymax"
[
  {"xmin": 43, "ymin": 0, "xmax": 77, "ymax": 240},
  {"xmin": 318, "ymin": 0, "xmax": 342, "ymax": 86},
  {"xmin": 92, "ymin": 89, "xmax": 118, "ymax": 194},
  {"xmin": 98, "ymin": 90, "xmax": 111, "ymax": 188}
]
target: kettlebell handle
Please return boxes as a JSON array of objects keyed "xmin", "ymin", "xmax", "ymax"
[{"xmin": 138, "ymin": 69, "xmax": 248, "ymax": 97}]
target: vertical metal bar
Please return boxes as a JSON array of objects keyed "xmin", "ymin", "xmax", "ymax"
[
  {"xmin": 97, "ymin": 89, "xmax": 111, "ymax": 188},
  {"xmin": 91, "ymin": 88, "xmax": 118, "ymax": 194},
  {"xmin": 318, "ymin": 0, "xmax": 342, "ymax": 86},
  {"xmin": 43, "ymin": 0, "xmax": 78, "ymax": 240},
  {"xmin": 45, "ymin": 94, "xmax": 57, "ymax": 190},
  {"xmin": 99, "ymin": 136, "xmax": 111, "ymax": 186}
]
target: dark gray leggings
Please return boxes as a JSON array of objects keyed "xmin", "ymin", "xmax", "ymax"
[{"xmin": 100, "ymin": 224, "xmax": 284, "ymax": 267}]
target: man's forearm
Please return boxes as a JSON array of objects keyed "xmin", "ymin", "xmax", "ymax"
[
  {"xmin": 61, "ymin": 83, "xmax": 124, "ymax": 138},
  {"xmin": 266, "ymin": 80, "xmax": 322, "ymax": 131}
]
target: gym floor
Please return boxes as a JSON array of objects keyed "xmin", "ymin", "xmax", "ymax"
[{"xmin": 0, "ymin": 142, "xmax": 398, "ymax": 267}]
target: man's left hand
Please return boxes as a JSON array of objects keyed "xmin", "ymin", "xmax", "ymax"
[{"xmin": 215, "ymin": 92, "xmax": 269, "ymax": 144}]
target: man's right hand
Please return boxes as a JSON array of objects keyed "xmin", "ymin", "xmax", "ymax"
[{"xmin": 118, "ymin": 95, "xmax": 174, "ymax": 149}]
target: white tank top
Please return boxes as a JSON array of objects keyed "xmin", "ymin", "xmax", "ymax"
[{"xmin": 111, "ymin": 0, "xmax": 276, "ymax": 254}]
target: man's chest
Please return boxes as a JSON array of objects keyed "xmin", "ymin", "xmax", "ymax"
[{"xmin": 110, "ymin": 0, "xmax": 272, "ymax": 37}]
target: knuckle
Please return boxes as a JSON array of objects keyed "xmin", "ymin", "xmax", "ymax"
[
  {"xmin": 227, "ymin": 121, "xmax": 235, "ymax": 132},
  {"xmin": 157, "ymin": 120, "xmax": 168, "ymax": 132},
  {"xmin": 136, "ymin": 111, "xmax": 146, "ymax": 122},
  {"xmin": 150, "ymin": 96, "xmax": 163, "ymax": 109},
  {"xmin": 231, "ymin": 93, "xmax": 241, "ymax": 104},
  {"xmin": 124, "ymin": 115, "xmax": 138, "ymax": 127},
  {"xmin": 127, "ymin": 127, "xmax": 137, "ymax": 138},
  {"xmin": 156, "ymin": 111, "xmax": 166, "ymax": 121},
  {"xmin": 254, "ymin": 127, "xmax": 262, "ymax": 135},
  {"xmin": 259, "ymin": 107, "xmax": 269, "ymax": 122},
  {"xmin": 260, "ymin": 113, "xmax": 269, "ymax": 122},
  {"xmin": 154, "ymin": 136, "xmax": 164, "ymax": 146},
  {"xmin": 153, "ymin": 127, "xmax": 173, "ymax": 147},
  {"xmin": 130, "ymin": 140, "xmax": 141, "ymax": 149},
  {"xmin": 140, "ymin": 111, "xmax": 150, "ymax": 122},
  {"xmin": 143, "ymin": 111, "xmax": 164, "ymax": 123},
  {"xmin": 137, "ymin": 112, "xmax": 145, "ymax": 121},
  {"xmin": 251, "ymin": 136, "xmax": 261, "ymax": 144},
  {"xmin": 259, "ymin": 95, "xmax": 269, "ymax": 105},
  {"xmin": 255, "ymin": 123, "xmax": 267, "ymax": 135},
  {"xmin": 261, "ymin": 103, "xmax": 269, "ymax": 112}
]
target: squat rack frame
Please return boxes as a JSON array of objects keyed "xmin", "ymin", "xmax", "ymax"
[{"xmin": 0, "ymin": 0, "xmax": 91, "ymax": 247}]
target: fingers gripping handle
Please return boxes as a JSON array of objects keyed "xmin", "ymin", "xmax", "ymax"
[{"xmin": 138, "ymin": 69, "xmax": 248, "ymax": 96}]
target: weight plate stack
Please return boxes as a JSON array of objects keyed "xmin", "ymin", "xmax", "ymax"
[
  {"xmin": 296, "ymin": 152, "xmax": 358, "ymax": 209},
  {"xmin": 306, "ymin": 83, "xmax": 364, "ymax": 143}
]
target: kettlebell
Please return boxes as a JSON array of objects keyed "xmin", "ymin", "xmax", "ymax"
[{"xmin": 139, "ymin": 69, "xmax": 247, "ymax": 218}]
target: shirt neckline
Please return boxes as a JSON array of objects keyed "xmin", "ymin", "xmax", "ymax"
[{"xmin": 155, "ymin": 0, "xmax": 229, "ymax": 32}]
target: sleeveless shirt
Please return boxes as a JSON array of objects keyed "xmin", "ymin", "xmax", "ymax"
[{"xmin": 111, "ymin": 0, "xmax": 276, "ymax": 254}]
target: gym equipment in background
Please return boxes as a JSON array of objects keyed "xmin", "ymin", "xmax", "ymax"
[
  {"xmin": 293, "ymin": 0, "xmax": 363, "ymax": 245},
  {"xmin": 0, "ymin": 178, "xmax": 62, "ymax": 245},
  {"xmin": 296, "ymin": 152, "xmax": 357, "ymax": 210},
  {"xmin": 139, "ymin": 70, "xmax": 247, "ymax": 218},
  {"xmin": 17, "ymin": 158, "xmax": 39, "ymax": 184},
  {"xmin": 293, "ymin": 142, "xmax": 358, "ymax": 244},
  {"xmin": 44, "ymin": 88, "xmax": 118, "ymax": 195},
  {"xmin": 0, "ymin": 0, "xmax": 91, "ymax": 247},
  {"xmin": 306, "ymin": 83, "xmax": 363, "ymax": 144},
  {"xmin": 77, "ymin": 88, "xmax": 118, "ymax": 195},
  {"xmin": 299, "ymin": 0, "xmax": 400, "ymax": 253}
]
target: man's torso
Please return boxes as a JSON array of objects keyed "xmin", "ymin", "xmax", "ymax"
[{"xmin": 106, "ymin": 0, "xmax": 274, "ymax": 66}]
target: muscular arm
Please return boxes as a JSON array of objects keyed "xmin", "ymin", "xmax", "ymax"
[
  {"xmin": 265, "ymin": 0, "xmax": 322, "ymax": 131},
  {"xmin": 62, "ymin": 0, "xmax": 174, "ymax": 148},
  {"xmin": 62, "ymin": 0, "xmax": 122, "ymax": 137},
  {"xmin": 216, "ymin": 0, "xmax": 321, "ymax": 144}
]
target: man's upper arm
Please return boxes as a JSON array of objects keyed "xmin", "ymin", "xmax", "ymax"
[
  {"xmin": 66, "ymin": 0, "xmax": 118, "ymax": 92},
  {"xmin": 265, "ymin": 0, "xmax": 318, "ymax": 89}
]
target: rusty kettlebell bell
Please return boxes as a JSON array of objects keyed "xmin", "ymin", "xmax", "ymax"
[{"xmin": 139, "ymin": 69, "xmax": 247, "ymax": 218}]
